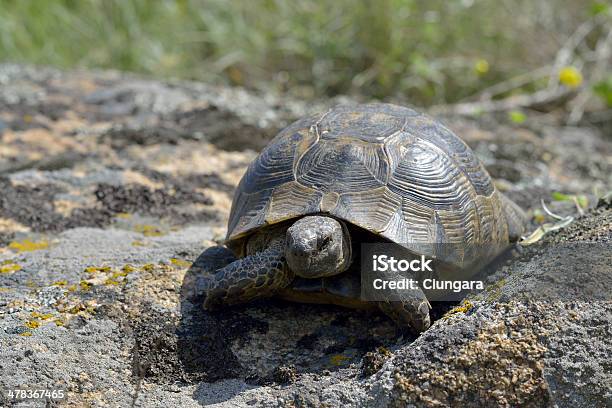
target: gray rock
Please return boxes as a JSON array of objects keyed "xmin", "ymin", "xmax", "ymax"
[{"xmin": 0, "ymin": 64, "xmax": 609, "ymax": 407}]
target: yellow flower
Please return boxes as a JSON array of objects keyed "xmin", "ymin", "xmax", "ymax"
[
  {"xmin": 474, "ymin": 59, "xmax": 489, "ymax": 75},
  {"xmin": 558, "ymin": 66, "xmax": 583, "ymax": 88}
]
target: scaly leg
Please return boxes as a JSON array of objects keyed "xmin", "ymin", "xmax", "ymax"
[
  {"xmin": 377, "ymin": 277, "xmax": 431, "ymax": 332},
  {"xmin": 202, "ymin": 241, "xmax": 294, "ymax": 310}
]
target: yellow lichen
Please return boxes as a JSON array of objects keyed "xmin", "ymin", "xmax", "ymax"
[
  {"xmin": 142, "ymin": 264, "xmax": 155, "ymax": 272},
  {"xmin": 25, "ymin": 320, "xmax": 40, "ymax": 329},
  {"xmin": 329, "ymin": 354, "xmax": 351, "ymax": 366},
  {"xmin": 84, "ymin": 266, "xmax": 112, "ymax": 273},
  {"xmin": 67, "ymin": 284, "xmax": 77, "ymax": 292},
  {"xmin": 31, "ymin": 312, "xmax": 53, "ymax": 320},
  {"xmin": 122, "ymin": 264, "xmax": 136, "ymax": 273},
  {"xmin": 9, "ymin": 239, "xmax": 49, "ymax": 252},
  {"xmin": 170, "ymin": 258, "xmax": 192, "ymax": 268},
  {"xmin": 104, "ymin": 278, "xmax": 121, "ymax": 286},
  {"xmin": 131, "ymin": 240, "xmax": 147, "ymax": 247},
  {"xmin": 0, "ymin": 262, "xmax": 21, "ymax": 274},
  {"xmin": 111, "ymin": 271, "xmax": 128, "ymax": 279},
  {"xmin": 20, "ymin": 331, "xmax": 33, "ymax": 337},
  {"xmin": 444, "ymin": 299, "xmax": 474, "ymax": 319},
  {"xmin": 52, "ymin": 280, "xmax": 67, "ymax": 287},
  {"xmin": 67, "ymin": 305, "xmax": 84, "ymax": 314},
  {"xmin": 134, "ymin": 224, "xmax": 164, "ymax": 237},
  {"xmin": 79, "ymin": 281, "xmax": 93, "ymax": 291},
  {"xmin": 66, "ymin": 302, "xmax": 98, "ymax": 315},
  {"xmin": 54, "ymin": 318, "xmax": 66, "ymax": 327},
  {"xmin": 86, "ymin": 305, "xmax": 97, "ymax": 315},
  {"xmin": 116, "ymin": 212, "xmax": 132, "ymax": 219}
]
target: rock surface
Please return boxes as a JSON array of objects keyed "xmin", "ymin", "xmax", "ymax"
[{"xmin": 0, "ymin": 64, "xmax": 610, "ymax": 407}]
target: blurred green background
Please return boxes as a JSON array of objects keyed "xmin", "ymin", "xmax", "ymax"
[{"xmin": 0, "ymin": 0, "xmax": 610, "ymax": 111}]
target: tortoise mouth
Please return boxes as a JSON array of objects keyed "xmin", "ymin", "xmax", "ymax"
[{"xmin": 285, "ymin": 240, "xmax": 346, "ymax": 279}]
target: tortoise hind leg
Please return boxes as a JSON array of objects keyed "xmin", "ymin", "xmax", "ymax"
[
  {"xmin": 500, "ymin": 193, "xmax": 528, "ymax": 242},
  {"xmin": 378, "ymin": 298, "xmax": 431, "ymax": 333},
  {"xmin": 377, "ymin": 275, "xmax": 431, "ymax": 332},
  {"xmin": 202, "ymin": 242, "xmax": 294, "ymax": 310}
]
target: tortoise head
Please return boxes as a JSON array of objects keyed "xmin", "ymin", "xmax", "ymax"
[{"xmin": 285, "ymin": 215, "xmax": 351, "ymax": 278}]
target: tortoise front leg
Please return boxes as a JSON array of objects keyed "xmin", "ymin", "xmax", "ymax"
[
  {"xmin": 500, "ymin": 192, "xmax": 528, "ymax": 241},
  {"xmin": 202, "ymin": 242, "xmax": 294, "ymax": 310}
]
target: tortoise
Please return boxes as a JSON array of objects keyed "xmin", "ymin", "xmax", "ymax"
[{"xmin": 200, "ymin": 103, "xmax": 526, "ymax": 332}]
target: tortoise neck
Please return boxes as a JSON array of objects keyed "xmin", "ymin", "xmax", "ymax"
[{"xmin": 338, "ymin": 218, "xmax": 353, "ymax": 272}]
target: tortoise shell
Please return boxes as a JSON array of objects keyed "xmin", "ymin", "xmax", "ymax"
[{"xmin": 226, "ymin": 103, "xmax": 509, "ymax": 264}]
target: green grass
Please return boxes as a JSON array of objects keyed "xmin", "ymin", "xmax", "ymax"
[{"xmin": 0, "ymin": 0, "xmax": 598, "ymax": 105}]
